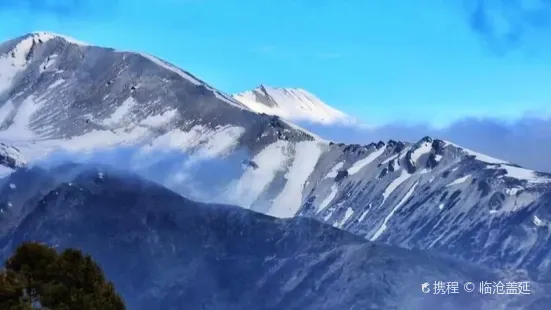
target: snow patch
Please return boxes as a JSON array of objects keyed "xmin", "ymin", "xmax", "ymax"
[
  {"xmin": 140, "ymin": 109, "xmax": 178, "ymax": 127},
  {"xmin": 382, "ymin": 153, "xmax": 399, "ymax": 165},
  {"xmin": 0, "ymin": 96, "xmax": 43, "ymax": 140},
  {"xmin": 147, "ymin": 125, "xmax": 244, "ymax": 159},
  {"xmin": 334, "ymin": 207, "xmax": 354, "ymax": 228},
  {"xmin": 47, "ymin": 79, "xmax": 65, "ymax": 89},
  {"xmin": 348, "ymin": 147, "xmax": 386, "ymax": 175},
  {"xmin": 325, "ymin": 162, "xmax": 344, "ymax": 179},
  {"xmin": 371, "ymin": 181, "xmax": 419, "ymax": 241},
  {"xmin": 194, "ymin": 127, "xmax": 244, "ymax": 159},
  {"xmin": 103, "ymin": 97, "xmax": 136, "ymax": 126},
  {"xmin": 368, "ymin": 170, "xmax": 413, "ymax": 240},
  {"xmin": 269, "ymin": 141, "xmax": 323, "ymax": 218},
  {"xmin": 228, "ymin": 141, "xmax": 287, "ymax": 208},
  {"xmin": 358, "ymin": 203, "xmax": 372, "ymax": 222},
  {"xmin": 446, "ymin": 175, "xmax": 471, "ymax": 187},
  {"xmin": 499, "ymin": 165, "xmax": 549, "ymax": 184},
  {"xmin": 317, "ymin": 184, "xmax": 338, "ymax": 213},
  {"xmin": 383, "ymin": 170, "xmax": 412, "ymax": 202},
  {"xmin": 61, "ymin": 129, "xmax": 147, "ymax": 151},
  {"xmin": 532, "ymin": 216, "xmax": 544, "ymax": 227},
  {"xmin": 410, "ymin": 142, "xmax": 432, "ymax": 164},
  {"xmin": 7, "ymin": 127, "xmax": 150, "ymax": 161}
]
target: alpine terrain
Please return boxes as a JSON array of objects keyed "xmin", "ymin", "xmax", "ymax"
[
  {"xmin": 1, "ymin": 165, "xmax": 548, "ymax": 309},
  {"xmin": 1, "ymin": 32, "xmax": 551, "ymax": 308}
]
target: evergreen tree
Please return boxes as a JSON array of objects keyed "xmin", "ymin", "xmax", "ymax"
[{"xmin": 0, "ymin": 242, "xmax": 125, "ymax": 310}]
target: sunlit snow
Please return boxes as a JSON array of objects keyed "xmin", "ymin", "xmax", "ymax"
[
  {"xmin": 269, "ymin": 141, "xmax": 324, "ymax": 218},
  {"xmin": 348, "ymin": 147, "xmax": 386, "ymax": 175},
  {"xmin": 317, "ymin": 184, "xmax": 339, "ymax": 213},
  {"xmin": 371, "ymin": 181, "xmax": 419, "ymax": 241},
  {"xmin": 446, "ymin": 175, "xmax": 471, "ymax": 187},
  {"xmin": 233, "ymin": 85, "xmax": 355, "ymax": 125}
]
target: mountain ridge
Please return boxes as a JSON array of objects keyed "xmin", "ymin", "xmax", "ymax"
[
  {"xmin": 1, "ymin": 32, "xmax": 551, "ymax": 285},
  {"xmin": 1, "ymin": 164, "xmax": 548, "ymax": 309}
]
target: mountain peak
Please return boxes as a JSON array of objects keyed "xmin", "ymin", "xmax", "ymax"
[
  {"xmin": 253, "ymin": 85, "xmax": 317, "ymax": 100},
  {"xmin": 232, "ymin": 85, "xmax": 356, "ymax": 125},
  {"xmin": 26, "ymin": 31, "xmax": 89, "ymax": 46}
]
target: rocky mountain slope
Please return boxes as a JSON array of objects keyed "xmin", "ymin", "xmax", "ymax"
[
  {"xmin": 232, "ymin": 85, "xmax": 355, "ymax": 125},
  {"xmin": 299, "ymin": 138, "xmax": 551, "ymax": 282},
  {"xmin": 0, "ymin": 32, "xmax": 311, "ymax": 150},
  {"xmin": 1, "ymin": 32, "xmax": 551, "ymax": 286},
  {"xmin": 0, "ymin": 165, "xmax": 548, "ymax": 310}
]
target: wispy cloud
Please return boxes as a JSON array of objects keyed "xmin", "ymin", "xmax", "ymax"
[{"xmin": 463, "ymin": 0, "xmax": 551, "ymax": 53}]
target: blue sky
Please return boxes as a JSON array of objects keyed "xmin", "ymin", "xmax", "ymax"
[{"xmin": 1, "ymin": 0, "xmax": 551, "ymax": 127}]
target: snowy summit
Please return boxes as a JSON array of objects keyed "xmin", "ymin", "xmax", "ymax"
[{"xmin": 233, "ymin": 85, "xmax": 356, "ymax": 125}]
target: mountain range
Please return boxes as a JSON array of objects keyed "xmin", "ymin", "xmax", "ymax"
[
  {"xmin": 1, "ymin": 32, "xmax": 551, "ymax": 308},
  {"xmin": 2, "ymin": 164, "xmax": 548, "ymax": 309}
]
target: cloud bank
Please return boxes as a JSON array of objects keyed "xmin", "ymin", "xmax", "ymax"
[{"xmin": 300, "ymin": 116, "xmax": 551, "ymax": 173}]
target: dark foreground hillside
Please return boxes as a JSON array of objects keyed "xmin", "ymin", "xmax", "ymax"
[{"xmin": 0, "ymin": 165, "xmax": 549, "ymax": 310}]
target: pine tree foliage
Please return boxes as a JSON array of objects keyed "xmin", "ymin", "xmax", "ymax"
[{"xmin": 0, "ymin": 242, "xmax": 126, "ymax": 310}]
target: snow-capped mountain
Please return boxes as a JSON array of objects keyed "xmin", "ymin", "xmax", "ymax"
[
  {"xmin": 232, "ymin": 85, "xmax": 356, "ymax": 125},
  {"xmin": 299, "ymin": 138, "xmax": 551, "ymax": 281},
  {"xmin": 1, "ymin": 32, "xmax": 551, "ymax": 287},
  {"xmin": 1, "ymin": 165, "xmax": 548, "ymax": 309}
]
